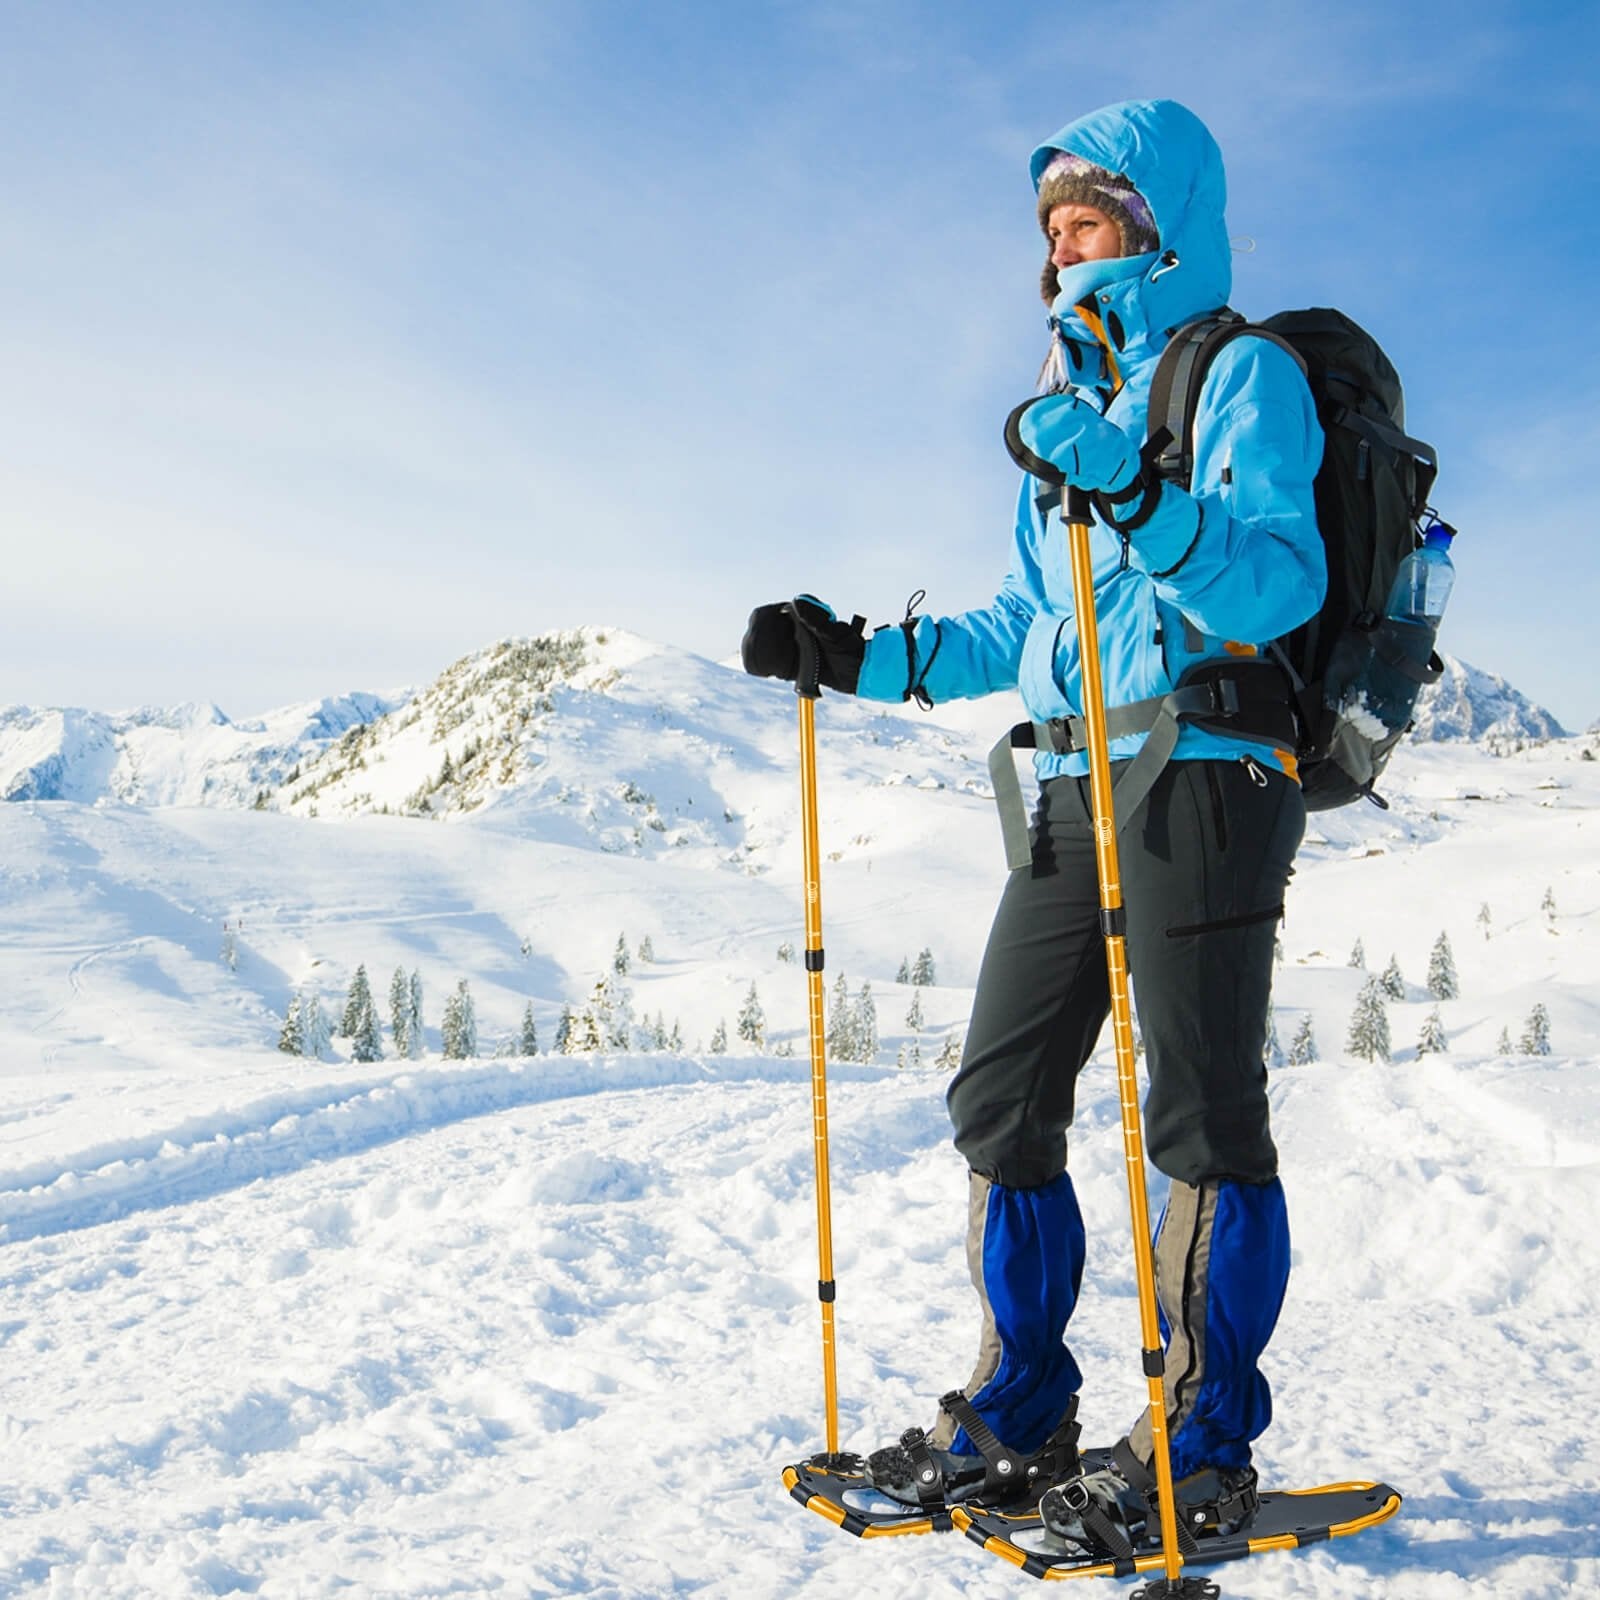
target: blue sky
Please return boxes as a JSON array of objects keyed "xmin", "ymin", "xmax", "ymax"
[{"xmin": 4, "ymin": 0, "xmax": 1597, "ymax": 729}]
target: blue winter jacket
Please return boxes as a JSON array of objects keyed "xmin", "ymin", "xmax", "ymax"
[{"xmin": 856, "ymin": 99, "xmax": 1327, "ymax": 779}]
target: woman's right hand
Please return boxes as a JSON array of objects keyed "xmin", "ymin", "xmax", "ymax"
[{"xmin": 741, "ymin": 597, "xmax": 865, "ymax": 694}]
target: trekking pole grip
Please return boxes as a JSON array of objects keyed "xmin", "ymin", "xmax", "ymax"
[
  {"xmin": 791, "ymin": 602, "xmax": 823, "ymax": 701},
  {"xmin": 1064, "ymin": 485, "xmax": 1093, "ymax": 524}
]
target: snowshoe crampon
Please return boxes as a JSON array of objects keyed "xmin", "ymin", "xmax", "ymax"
[{"xmin": 950, "ymin": 1476, "xmax": 1402, "ymax": 1581}]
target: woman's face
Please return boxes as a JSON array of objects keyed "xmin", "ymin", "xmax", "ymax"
[{"xmin": 1046, "ymin": 202, "xmax": 1124, "ymax": 269}]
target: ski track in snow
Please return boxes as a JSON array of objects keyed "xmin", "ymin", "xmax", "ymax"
[
  {"xmin": 0, "ymin": 1057, "xmax": 892, "ymax": 1246},
  {"xmin": 1, "ymin": 1057, "xmax": 1596, "ymax": 1598}
]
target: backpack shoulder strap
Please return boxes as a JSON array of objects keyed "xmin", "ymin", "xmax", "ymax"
[{"xmin": 1149, "ymin": 311, "xmax": 1306, "ymax": 488}]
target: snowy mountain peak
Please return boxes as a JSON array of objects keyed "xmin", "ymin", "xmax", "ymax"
[
  {"xmin": 1412, "ymin": 654, "xmax": 1567, "ymax": 745},
  {"xmin": 0, "ymin": 692, "xmax": 408, "ymax": 808},
  {"xmin": 269, "ymin": 626, "xmax": 987, "ymax": 869},
  {"xmin": 275, "ymin": 630, "xmax": 600, "ymax": 821}
]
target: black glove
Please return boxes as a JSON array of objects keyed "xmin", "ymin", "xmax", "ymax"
[{"xmin": 741, "ymin": 596, "xmax": 866, "ymax": 695}]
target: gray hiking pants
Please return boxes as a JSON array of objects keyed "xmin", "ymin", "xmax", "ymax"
[
  {"xmin": 934, "ymin": 758, "xmax": 1303, "ymax": 1472},
  {"xmin": 950, "ymin": 757, "xmax": 1305, "ymax": 1189}
]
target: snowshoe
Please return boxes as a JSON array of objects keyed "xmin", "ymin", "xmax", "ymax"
[
  {"xmin": 952, "ymin": 1441, "xmax": 1402, "ymax": 1583},
  {"xmin": 783, "ymin": 1389, "xmax": 1088, "ymax": 1537}
]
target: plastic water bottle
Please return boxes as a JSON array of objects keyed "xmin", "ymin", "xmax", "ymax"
[
  {"xmin": 1342, "ymin": 520, "xmax": 1457, "ymax": 740},
  {"xmin": 1388, "ymin": 521, "xmax": 1456, "ymax": 624}
]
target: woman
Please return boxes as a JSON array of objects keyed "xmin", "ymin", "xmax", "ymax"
[{"xmin": 743, "ymin": 98, "xmax": 1324, "ymax": 1549}]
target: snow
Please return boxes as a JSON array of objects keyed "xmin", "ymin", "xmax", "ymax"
[
  {"xmin": 1, "ymin": 636, "xmax": 1597, "ymax": 1597},
  {"xmin": 0, "ymin": 693, "xmax": 408, "ymax": 808}
]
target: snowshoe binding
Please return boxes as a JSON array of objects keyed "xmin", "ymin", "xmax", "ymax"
[
  {"xmin": 783, "ymin": 1390, "xmax": 1086, "ymax": 1537},
  {"xmin": 1037, "ymin": 1443, "xmax": 1260, "ymax": 1561}
]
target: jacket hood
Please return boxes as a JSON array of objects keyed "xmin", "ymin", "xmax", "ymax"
[{"xmin": 1032, "ymin": 99, "xmax": 1230, "ymax": 346}]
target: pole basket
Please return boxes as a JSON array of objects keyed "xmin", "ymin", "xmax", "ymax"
[{"xmin": 1132, "ymin": 1578, "xmax": 1222, "ymax": 1599}]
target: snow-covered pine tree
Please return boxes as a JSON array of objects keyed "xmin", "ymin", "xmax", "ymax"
[
  {"xmin": 613, "ymin": 933, "xmax": 631, "ymax": 975},
  {"xmin": 935, "ymin": 1030, "xmax": 965, "ymax": 1071},
  {"xmin": 905, "ymin": 989, "xmax": 925, "ymax": 1033},
  {"xmin": 1348, "ymin": 937, "xmax": 1366, "ymax": 969},
  {"xmin": 896, "ymin": 957, "xmax": 911, "ymax": 984},
  {"xmin": 709, "ymin": 1019, "xmax": 728, "ymax": 1055},
  {"xmin": 555, "ymin": 1004, "xmax": 575, "ymax": 1054},
  {"xmin": 897, "ymin": 1039, "xmax": 922, "ymax": 1069},
  {"xmin": 637, "ymin": 934, "xmax": 655, "ymax": 964},
  {"xmin": 1345, "ymin": 977, "xmax": 1391, "ymax": 1063},
  {"xmin": 736, "ymin": 983, "xmax": 766, "ymax": 1049},
  {"xmin": 1426, "ymin": 932, "xmax": 1459, "ymax": 1001},
  {"xmin": 854, "ymin": 982, "xmax": 879, "ymax": 1064},
  {"xmin": 1379, "ymin": 955, "xmax": 1405, "ymax": 1001},
  {"xmin": 570, "ymin": 1001, "xmax": 603, "ymax": 1054},
  {"xmin": 1496, "ymin": 1025, "xmax": 1513, "ymax": 1055},
  {"xmin": 407, "ymin": 971, "xmax": 425, "ymax": 1058},
  {"xmin": 520, "ymin": 1003, "xmax": 539, "ymax": 1056},
  {"xmin": 1273, "ymin": 934, "xmax": 1284, "ymax": 966},
  {"xmin": 351, "ymin": 990, "xmax": 383, "ymax": 1063},
  {"xmin": 912, "ymin": 947, "xmax": 937, "ymax": 986},
  {"xmin": 301, "ymin": 992, "xmax": 332, "ymax": 1061},
  {"xmin": 340, "ymin": 965, "xmax": 374, "ymax": 1038},
  {"xmin": 389, "ymin": 967, "xmax": 411, "ymax": 1056},
  {"xmin": 1477, "ymin": 903, "xmax": 1492, "ymax": 940},
  {"xmin": 826, "ymin": 972, "xmax": 855, "ymax": 1061},
  {"xmin": 1520, "ymin": 1002, "xmax": 1552, "ymax": 1056},
  {"xmin": 277, "ymin": 994, "xmax": 304, "ymax": 1055},
  {"xmin": 1417, "ymin": 1007, "xmax": 1448, "ymax": 1056},
  {"xmin": 1288, "ymin": 1014, "xmax": 1317, "ymax": 1066},
  {"xmin": 777, "ymin": 940, "xmax": 795, "ymax": 964},
  {"xmin": 220, "ymin": 923, "xmax": 238, "ymax": 972},
  {"xmin": 669, "ymin": 1019, "xmax": 683, "ymax": 1052},
  {"xmin": 1263, "ymin": 1008, "xmax": 1282, "ymax": 1067},
  {"xmin": 441, "ymin": 987, "xmax": 461, "ymax": 1059},
  {"xmin": 651, "ymin": 1012, "xmax": 669, "ymax": 1051},
  {"xmin": 1542, "ymin": 886, "xmax": 1557, "ymax": 923},
  {"xmin": 441, "ymin": 980, "xmax": 477, "ymax": 1060},
  {"xmin": 593, "ymin": 972, "xmax": 634, "ymax": 1049}
]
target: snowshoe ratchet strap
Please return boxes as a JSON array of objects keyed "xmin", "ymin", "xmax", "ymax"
[
  {"xmin": 941, "ymin": 1389, "xmax": 1082, "ymax": 1497},
  {"xmin": 939, "ymin": 1391, "xmax": 1025, "ymax": 1488}
]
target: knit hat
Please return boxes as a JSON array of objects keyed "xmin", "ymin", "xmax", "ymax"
[{"xmin": 1036, "ymin": 151, "xmax": 1159, "ymax": 299}]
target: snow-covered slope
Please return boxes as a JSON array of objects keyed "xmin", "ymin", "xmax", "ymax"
[
  {"xmin": 0, "ymin": 637, "xmax": 1597, "ymax": 1598},
  {"xmin": 0, "ymin": 693, "xmax": 405, "ymax": 807},
  {"xmin": 268, "ymin": 628, "xmax": 990, "ymax": 849},
  {"xmin": 2, "ymin": 638, "xmax": 1572, "ymax": 828}
]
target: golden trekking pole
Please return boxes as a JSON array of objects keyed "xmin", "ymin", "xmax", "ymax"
[
  {"xmin": 1059, "ymin": 486, "xmax": 1190, "ymax": 1594},
  {"xmin": 793, "ymin": 607, "xmax": 840, "ymax": 1453}
]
